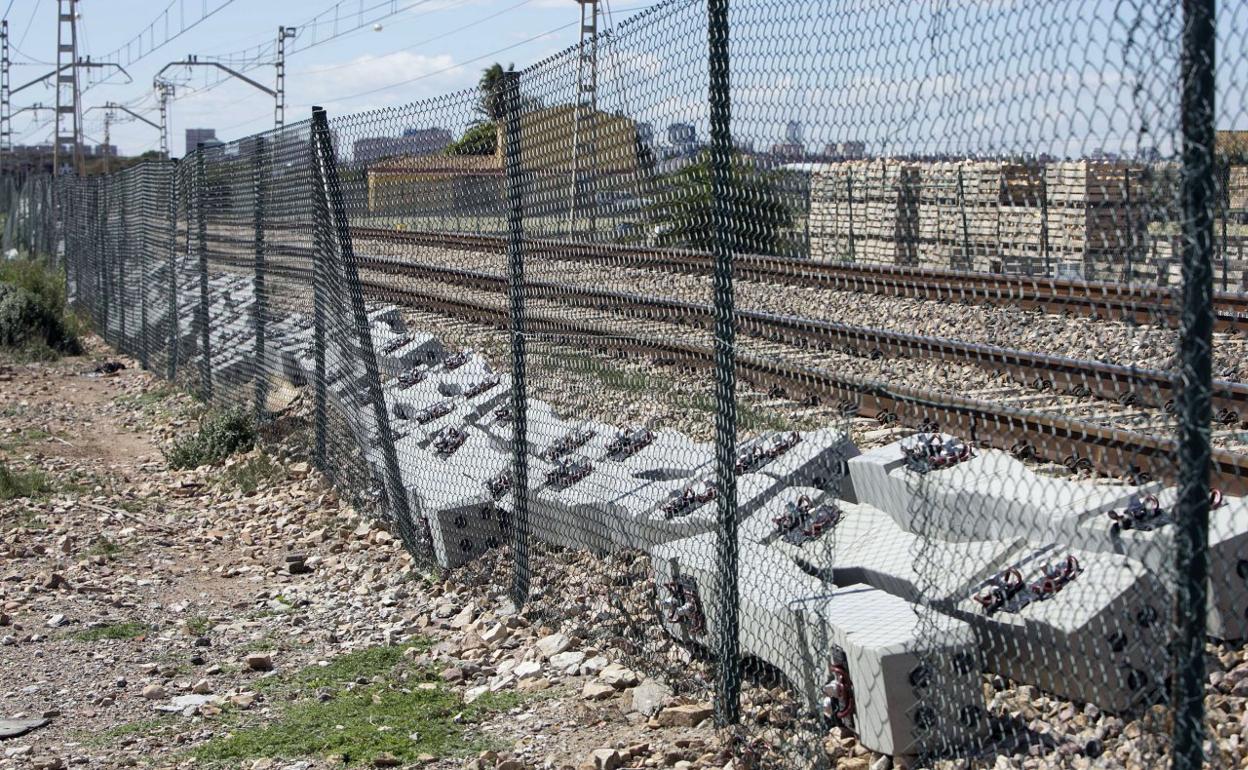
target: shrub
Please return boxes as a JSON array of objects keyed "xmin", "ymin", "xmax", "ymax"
[
  {"xmin": 0, "ymin": 258, "xmax": 83, "ymax": 358},
  {"xmin": 164, "ymin": 408, "xmax": 257, "ymax": 470}
]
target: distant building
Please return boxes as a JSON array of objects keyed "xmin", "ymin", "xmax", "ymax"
[
  {"xmin": 785, "ymin": 120, "xmax": 803, "ymax": 145},
  {"xmin": 821, "ymin": 141, "xmax": 866, "ymax": 160},
  {"xmin": 667, "ymin": 122, "xmax": 696, "ymax": 147},
  {"xmin": 352, "ymin": 128, "xmax": 452, "ymax": 165},
  {"xmin": 367, "ymin": 106, "xmax": 643, "ymax": 214},
  {"xmin": 94, "ymin": 144, "xmax": 117, "ymax": 159},
  {"xmin": 185, "ymin": 128, "xmax": 220, "ymax": 150},
  {"xmin": 636, "ymin": 122, "xmax": 654, "ymax": 148},
  {"xmin": 769, "ymin": 142, "xmax": 806, "ymax": 162}
]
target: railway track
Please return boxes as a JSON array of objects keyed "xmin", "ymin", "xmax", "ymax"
[
  {"xmin": 202, "ymin": 239, "xmax": 1248, "ymax": 493},
  {"xmin": 344, "ymin": 226, "xmax": 1248, "ymax": 333},
  {"xmin": 206, "ymin": 235, "xmax": 1248, "ymax": 425}
]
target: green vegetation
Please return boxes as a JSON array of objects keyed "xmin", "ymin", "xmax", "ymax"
[
  {"xmin": 0, "ymin": 427, "xmax": 51, "ymax": 451},
  {"xmin": 256, "ymin": 642, "xmax": 425, "ymax": 693},
  {"xmin": 646, "ymin": 150, "xmax": 793, "ymax": 255},
  {"xmin": 185, "ymin": 616, "xmax": 214, "ymax": 636},
  {"xmin": 0, "ymin": 257, "xmax": 85, "ymax": 360},
  {"xmin": 191, "ymin": 685, "xmax": 486, "ymax": 765},
  {"xmin": 74, "ymin": 621, "xmax": 148, "ymax": 641},
  {"xmin": 222, "ymin": 452, "xmax": 284, "ymax": 494},
  {"xmin": 86, "ymin": 536, "xmax": 124, "ymax": 558},
  {"xmin": 446, "ymin": 121, "xmax": 497, "ymax": 157},
  {"xmin": 164, "ymin": 408, "xmax": 257, "ymax": 470},
  {"xmin": 192, "ymin": 639, "xmax": 507, "ymax": 766},
  {"xmin": 0, "ymin": 461, "xmax": 52, "ymax": 500},
  {"xmin": 84, "ymin": 715, "xmax": 177, "ymax": 746}
]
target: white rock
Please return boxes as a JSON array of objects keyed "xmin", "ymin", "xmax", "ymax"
[
  {"xmin": 535, "ymin": 632, "xmax": 572, "ymax": 658},
  {"xmin": 549, "ymin": 651, "xmax": 586, "ymax": 674}
]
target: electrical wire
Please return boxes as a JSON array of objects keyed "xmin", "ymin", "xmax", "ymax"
[
  {"xmin": 292, "ymin": 0, "xmax": 537, "ymax": 78},
  {"xmin": 96, "ymin": 0, "xmax": 241, "ymax": 68},
  {"xmin": 17, "ymin": 0, "xmax": 40, "ymax": 48},
  {"xmin": 320, "ymin": 19, "xmax": 581, "ymax": 103}
]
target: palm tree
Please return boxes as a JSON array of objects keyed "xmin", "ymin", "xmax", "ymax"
[{"xmin": 477, "ymin": 62, "xmax": 516, "ymax": 121}]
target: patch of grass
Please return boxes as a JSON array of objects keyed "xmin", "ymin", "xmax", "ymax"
[
  {"xmin": 164, "ymin": 408, "xmax": 257, "ymax": 470},
  {"xmin": 74, "ymin": 621, "xmax": 148, "ymax": 641},
  {"xmin": 120, "ymin": 385, "xmax": 177, "ymax": 409},
  {"xmin": 190, "ymin": 684, "xmax": 489, "ymax": 765},
  {"xmin": 676, "ymin": 391, "xmax": 796, "ymax": 432},
  {"xmin": 256, "ymin": 640, "xmax": 431, "ymax": 693},
  {"xmin": 85, "ymin": 715, "xmax": 177, "ymax": 746},
  {"xmin": 223, "ymin": 452, "xmax": 284, "ymax": 494},
  {"xmin": 0, "ymin": 461, "xmax": 52, "ymax": 500},
  {"xmin": 545, "ymin": 350, "xmax": 652, "ymax": 394},
  {"xmin": 0, "ymin": 427, "xmax": 51, "ymax": 451},
  {"xmin": 185, "ymin": 616, "xmax": 213, "ymax": 636},
  {"xmin": 86, "ymin": 536, "xmax": 124, "ymax": 558},
  {"xmin": 191, "ymin": 639, "xmax": 502, "ymax": 766}
]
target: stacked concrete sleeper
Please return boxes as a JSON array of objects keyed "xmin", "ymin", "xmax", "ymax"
[{"xmin": 169, "ymin": 277, "xmax": 1248, "ymax": 758}]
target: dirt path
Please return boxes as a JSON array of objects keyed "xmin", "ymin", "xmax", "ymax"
[{"xmin": 0, "ymin": 339, "xmax": 735, "ymax": 770}]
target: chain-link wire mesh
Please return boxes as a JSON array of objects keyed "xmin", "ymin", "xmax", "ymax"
[{"xmin": 17, "ymin": 0, "xmax": 1248, "ymax": 766}]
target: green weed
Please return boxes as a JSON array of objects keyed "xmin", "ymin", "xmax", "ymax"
[
  {"xmin": 164, "ymin": 408, "xmax": 256, "ymax": 470},
  {"xmin": 0, "ymin": 461, "xmax": 52, "ymax": 500}
]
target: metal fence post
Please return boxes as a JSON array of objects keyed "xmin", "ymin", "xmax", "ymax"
[
  {"xmin": 1173, "ymin": 0, "xmax": 1215, "ymax": 767},
  {"xmin": 309, "ymin": 106, "xmax": 415, "ymax": 548},
  {"xmin": 502, "ymin": 70, "xmax": 531, "ymax": 606},
  {"xmin": 309, "ymin": 129, "xmax": 330, "ymax": 471},
  {"xmin": 957, "ymin": 164, "xmax": 971, "ymax": 271},
  {"xmin": 846, "ymin": 167, "xmax": 856, "ymax": 262},
  {"xmin": 118, "ymin": 181, "xmax": 129, "ymax": 353},
  {"xmin": 168, "ymin": 163, "xmax": 180, "ymax": 381},
  {"xmin": 1040, "ymin": 173, "xmax": 1051, "ymax": 276},
  {"xmin": 195, "ymin": 144, "xmax": 213, "ymax": 401},
  {"xmin": 252, "ymin": 136, "xmax": 269, "ymax": 419},
  {"xmin": 707, "ymin": 0, "xmax": 739, "ymax": 728},
  {"xmin": 98, "ymin": 177, "xmax": 110, "ymax": 343}
]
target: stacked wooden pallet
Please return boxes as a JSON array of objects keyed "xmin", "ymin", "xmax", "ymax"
[
  {"xmin": 1227, "ymin": 165, "xmax": 1248, "ymax": 214},
  {"xmin": 808, "ymin": 160, "xmax": 920, "ymax": 264},
  {"xmin": 1041, "ymin": 161, "xmax": 1149, "ymax": 281},
  {"xmin": 915, "ymin": 161, "xmax": 1044, "ymax": 272}
]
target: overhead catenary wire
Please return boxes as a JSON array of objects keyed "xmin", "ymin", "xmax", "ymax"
[{"xmin": 95, "ymin": 0, "xmax": 241, "ymax": 69}]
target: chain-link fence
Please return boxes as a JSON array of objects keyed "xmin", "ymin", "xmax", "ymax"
[{"xmin": 6, "ymin": 0, "xmax": 1246, "ymax": 766}]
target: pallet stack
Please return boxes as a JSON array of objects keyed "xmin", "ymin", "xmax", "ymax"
[
  {"xmin": 1041, "ymin": 161, "xmax": 1149, "ymax": 281},
  {"xmin": 808, "ymin": 160, "xmax": 920, "ymax": 264},
  {"xmin": 916, "ymin": 161, "xmax": 1044, "ymax": 272},
  {"xmin": 1226, "ymin": 164, "xmax": 1248, "ymax": 216}
]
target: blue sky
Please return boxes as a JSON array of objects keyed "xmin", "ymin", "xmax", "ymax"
[
  {"xmin": 3, "ymin": 0, "xmax": 1245, "ymax": 160},
  {"xmin": 4, "ymin": 0, "xmax": 645, "ymax": 156}
]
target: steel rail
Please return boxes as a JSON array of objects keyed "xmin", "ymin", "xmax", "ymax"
[
  {"xmin": 204, "ymin": 235, "xmax": 1248, "ymax": 423},
  {"xmin": 342, "ymin": 226, "xmax": 1248, "ymax": 333},
  {"xmin": 234, "ymin": 254, "xmax": 1248, "ymax": 494}
]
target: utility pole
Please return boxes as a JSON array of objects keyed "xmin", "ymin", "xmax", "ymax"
[
  {"xmin": 1, "ymin": 20, "xmax": 11, "ymax": 179},
  {"xmin": 102, "ymin": 108, "xmax": 111, "ymax": 173},
  {"xmin": 274, "ymin": 26, "xmax": 296, "ymax": 130},
  {"xmin": 156, "ymin": 79, "xmax": 175, "ymax": 159},
  {"xmin": 54, "ymin": 0, "xmax": 83, "ymax": 176},
  {"xmin": 568, "ymin": 0, "xmax": 598, "ymax": 236}
]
